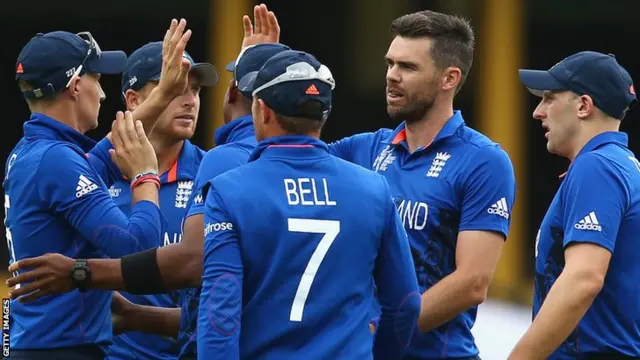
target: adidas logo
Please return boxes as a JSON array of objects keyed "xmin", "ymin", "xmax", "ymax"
[
  {"xmin": 487, "ymin": 197, "xmax": 509, "ymax": 219},
  {"xmin": 193, "ymin": 193, "xmax": 203, "ymax": 205},
  {"xmin": 574, "ymin": 211, "xmax": 602, "ymax": 231},
  {"xmin": 305, "ymin": 84, "xmax": 320, "ymax": 95},
  {"xmin": 75, "ymin": 175, "xmax": 98, "ymax": 198}
]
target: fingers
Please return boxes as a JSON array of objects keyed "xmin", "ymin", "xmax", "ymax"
[
  {"xmin": 16, "ymin": 278, "xmax": 54, "ymax": 303},
  {"xmin": 8, "ymin": 257, "xmax": 43, "ymax": 273},
  {"xmin": 169, "ymin": 19, "xmax": 188, "ymax": 62},
  {"xmin": 259, "ymin": 4, "xmax": 270, "ymax": 36},
  {"xmin": 108, "ymin": 149, "xmax": 120, "ymax": 169},
  {"xmin": 134, "ymin": 121, "xmax": 149, "ymax": 145},
  {"xmin": 253, "ymin": 5, "xmax": 262, "ymax": 35},
  {"xmin": 242, "ymin": 15, "xmax": 253, "ymax": 39},
  {"xmin": 123, "ymin": 111, "xmax": 139, "ymax": 145},
  {"xmin": 6, "ymin": 268, "xmax": 48, "ymax": 294},
  {"xmin": 176, "ymin": 29, "xmax": 192, "ymax": 67},
  {"xmin": 111, "ymin": 114, "xmax": 125, "ymax": 151},
  {"xmin": 114, "ymin": 112, "xmax": 133, "ymax": 150},
  {"xmin": 268, "ymin": 11, "xmax": 280, "ymax": 41},
  {"xmin": 163, "ymin": 19, "xmax": 179, "ymax": 62}
]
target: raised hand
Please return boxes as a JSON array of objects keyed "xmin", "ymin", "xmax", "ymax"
[
  {"xmin": 108, "ymin": 111, "xmax": 158, "ymax": 180},
  {"xmin": 241, "ymin": 3, "xmax": 281, "ymax": 50},
  {"xmin": 157, "ymin": 18, "xmax": 192, "ymax": 98}
]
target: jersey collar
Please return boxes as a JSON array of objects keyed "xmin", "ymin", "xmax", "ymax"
[
  {"xmin": 248, "ymin": 135, "xmax": 328, "ymax": 162},
  {"xmin": 214, "ymin": 115, "xmax": 255, "ymax": 146},
  {"xmin": 23, "ymin": 113, "xmax": 97, "ymax": 152},
  {"xmin": 160, "ymin": 140, "xmax": 200, "ymax": 184},
  {"xmin": 559, "ymin": 131, "xmax": 629, "ymax": 179},
  {"xmin": 382, "ymin": 110, "xmax": 465, "ymax": 152}
]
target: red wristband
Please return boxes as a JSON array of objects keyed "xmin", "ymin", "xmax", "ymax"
[{"xmin": 131, "ymin": 174, "xmax": 161, "ymax": 190}]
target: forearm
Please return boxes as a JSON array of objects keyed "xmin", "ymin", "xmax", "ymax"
[
  {"xmin": 157, "ymin": 241, "xmax": 202, "ymax": 289},
  {"xmin": 130, "ymin": 87, "xmax": 173, "ymax": 134},
  {"xmin": 87, "ymin": 259, "xmax": 126, "ymax": 290},
  {"xmin": 132, "ymin": 182, "xmax": 159, "ymax": 207},
  {"xmin": 417, "ymin": 270, "xmax": 485, "ymax": 332},
  {"xmin": 94, "ymin": 200, "xmax": 164, "ymax": 257},
  {"xmin": 509, "ymin": 270, "xmax": 601, "ymax": 360},
  {"xmin": 126, "ymin": 305, "xmax": 181, "ymax": 338}
]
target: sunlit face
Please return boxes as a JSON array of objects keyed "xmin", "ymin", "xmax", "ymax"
[
  {"xmin": 77, "ymin": 73, "xmax": 105, "ymax": 132},
  {"xmin": 533, "ymin": 90, "xmax": 581, "ymax": 156},
  {"xmin": 143, "ymin": 73, "xmax": 201, "ymax": 141},
  {"xmin": 384, "ymin": 36, "xmax": 440, "ymax": 123}
]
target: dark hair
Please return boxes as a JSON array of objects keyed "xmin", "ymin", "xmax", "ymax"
[
  {"xmin": 391, "ymin": 10, "xmax": 475, "ymax": 91},
  {"xmin": 274, "ymin": 101, "xmax": 326, "ymax": 135}
]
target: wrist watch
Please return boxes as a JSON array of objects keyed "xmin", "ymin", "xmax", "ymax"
[{"xmin": 70, "ymin": 259, "xmax": 92, "ymax": 292}]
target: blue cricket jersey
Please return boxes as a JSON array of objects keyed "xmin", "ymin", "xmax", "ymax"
[
  {"xmin": 534, "ymin": 132, "xmax": 640, "ymax": 359},
  {"xmin": 328, "ymin": 111, "xmax": 516, "ymax": 359},
  {"xmin": 197, "ymin": 136, "xmax": 421, "ymax": 360},
  {"xmin": 177, "ymin": 116, "xmax": 256, "ymax": 359},
  {"xmin": 3, "ymin": 113, "xmax": 165, "ymax": 351},
  {"xmin": 107, "ymin": 140, "xmax": 205, "ymax": 360}
]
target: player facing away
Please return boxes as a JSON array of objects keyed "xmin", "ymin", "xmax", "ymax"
[
  {"xmin": 106, "ymin": 41, "xmax": 217, "ymax": 360},
  {"xmin": 197, "ymin": 50, "xmax": 421, "ymax": 360},
  {"xmin": 327, "ymin": 11, "xmax": 516, "ymax": 360},
  {"xmin": 508, "ymin": 52, "xmax": 638, "ymax": 359}
]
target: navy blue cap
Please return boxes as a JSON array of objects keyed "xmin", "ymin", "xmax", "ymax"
[
  {"xmin": 237, "ymin": 50, "xmax": 335, "ymax": 121},
  {"xmin": 225, "ymin": 43, "xmax": 291, "ymax": 98},
  {"xmin": 16, "ymin": 31, "xmax": 127, "ymax": 99},
  {"xmin": 519, "ymin": 51, "xmax": 636, "ymax": 120},
  {"xmin": 121, "ymin": 41, "xmax": 219, "ymax": 94}
]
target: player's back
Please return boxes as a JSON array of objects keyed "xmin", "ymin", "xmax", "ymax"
[
  {"xmin": 210, "ymin": 140, "xmax": 393, "ymax": 359},
  {"xmin": 3, "ymin": 137, "xmax": 110, "ymax": 349}
]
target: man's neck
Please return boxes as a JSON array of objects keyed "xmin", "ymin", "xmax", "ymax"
[
  {"xmin": 35, "ymin": 105, "xmax": 84, "ymax": 133},
  {"xmin": 149, "ymin": 136, "xmax": 185, "ymax": 175},
  {"xmin": 567, "ymin": 120, "xmax": 620, "ymax": 161},
  {"xmin": 405, "ymin": 101, "xmax": 454, "ymax": 153}
]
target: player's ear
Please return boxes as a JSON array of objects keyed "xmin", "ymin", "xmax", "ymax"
[
  {"xmin": 227, "ymin": 79, "xmax": 238, "ymax": 103},
  {"xmin": 67, "ymin": 76, "xmax": 82, "ymax": 100},
  {"xmin": 576, "ymin": 94, "xmax": 595, "ymax": 120},
  {"xmin": 124, "ymin": 89, "xmax": 141, "ymax": 111},
  {"xmin": 441, "ymin": 66, "xmax": 462, "ymax": 92},
  {"xmin": 259, "ymin": 98, "xmax": 275, "ymax": 125}
]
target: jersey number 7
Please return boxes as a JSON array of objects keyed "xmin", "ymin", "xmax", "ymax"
[{"xmin": 287, "ymin": 218, "xmax": 340, "ymax": 322}]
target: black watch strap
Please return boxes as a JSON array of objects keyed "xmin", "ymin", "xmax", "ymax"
[{"xmin": 70, "ymin": 259, "xmax": 91, "ymax": 292}]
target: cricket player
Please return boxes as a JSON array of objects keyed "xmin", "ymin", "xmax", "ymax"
[
  {"xmin": 106, "ymin": 41, "xmax": 217, "ymax": 360},
  {"xmin": 508, "ymin": 51, "xmax": 638, "ymax": 359},
  {"xmin": 197, "ymin": 48, "xmax": 420, "ymax": 359},
  {"xmin": 327, "ymin": 11, "xmax": 516, "ymax": 360},
  {"xmin": 4, "ymin": 21, "xmax": 192, "ymax": 359},
  {"xmin": 176, "ymin": 41, "xmax": 289, "ymax": 360}
]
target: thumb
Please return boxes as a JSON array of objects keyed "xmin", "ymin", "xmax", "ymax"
[
  {"xmin": 181, "ymin": 59, "xmax": 191, "ymax": 73},
  {"xmin": 108, "ymin": 149, "xmax": 120, "ymax": 167}
]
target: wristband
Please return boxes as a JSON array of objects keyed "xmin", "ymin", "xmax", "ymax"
[
  {"xmin": 121, "ymin": 248, "xmax": 168, "ymax": 294},
  {"xmin": 131, "ymin": 173, "xmax": 160, "ymax": 190}
]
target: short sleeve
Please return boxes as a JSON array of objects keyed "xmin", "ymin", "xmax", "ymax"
[
  {"xmin": 186, "ymin": 145, "xmax": 249, "ymax": 218},
  {"xmin": 561, "ymin": 153, "xmax": 627, "ymax": 252},
  {"xmin": 459, "ymin": 146, "xmax": 516, "ymax": 239}
]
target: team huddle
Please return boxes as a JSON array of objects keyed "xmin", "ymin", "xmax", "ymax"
[{"xmin": 3, "ymin": 4, "xmax": 639, "ymax": 360}]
